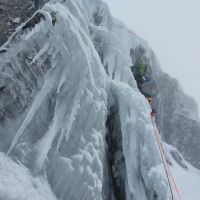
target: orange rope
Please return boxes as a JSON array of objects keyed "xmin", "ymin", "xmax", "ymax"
[{"xmin": 151, "ymin": 115, "xmax": 183, "ymax": 200}]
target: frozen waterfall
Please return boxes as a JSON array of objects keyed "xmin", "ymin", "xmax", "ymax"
[{"xmin": 0, "ymin": 0, "xmax": 199, "ymax": 200}]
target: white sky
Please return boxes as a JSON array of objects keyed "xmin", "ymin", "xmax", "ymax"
[{"xmin": 104, "ymin": 0, "xmax": 200, "ymax": 109}]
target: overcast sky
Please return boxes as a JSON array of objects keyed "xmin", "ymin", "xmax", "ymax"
[{"xmin": 105, "ymin": 0, "xmax": 200, "ymax": 109}]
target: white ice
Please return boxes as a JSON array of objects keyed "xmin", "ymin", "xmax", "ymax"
[{"xmin": 0, "ymin": 0, "xmax": 199, "ymax": 200}]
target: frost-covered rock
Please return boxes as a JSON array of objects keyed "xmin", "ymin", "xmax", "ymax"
[
  {"xmin": 0, "ymin": 0, "xmax": 199, "ymax": 200},
  {"xmin": 155, "ymin": 73, "xmax": 200, "ymax": 169}
]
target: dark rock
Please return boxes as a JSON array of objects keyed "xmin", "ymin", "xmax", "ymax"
[
  {"xmin": 0, "ymin": 0, "xmax": 48, "ymax": 46},
  {"xmin": 22, "ymin": 12, "xmax": 45, "ymax": 32}
]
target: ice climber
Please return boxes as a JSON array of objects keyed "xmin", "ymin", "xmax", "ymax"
[
  {"xmin": 146, "ymin": 96, "xmax": 157, "ymax": 117},
  {"xmin": 131, "ymin": 63, "xmax": 157, "ymax": 116},
  {"xmin": 131, "ymin": 62, "xmax": 150, "ymax": 93},
  {"xmin": 147, "ymin": 96, "xmax": 153, "ymax": 104},
  {"xmin": 151, "ymin": 109, "xmax": 157, "ymax": 117}
]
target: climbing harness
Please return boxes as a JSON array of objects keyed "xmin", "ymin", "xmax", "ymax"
[{"xmin": 151, "ymin": 115, "xmax": 183, "ymax": 200}]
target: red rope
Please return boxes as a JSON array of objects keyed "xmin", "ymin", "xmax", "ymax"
[{"xmin": 151, "ymin": 115, "xmax": 183, "ymax": 200}]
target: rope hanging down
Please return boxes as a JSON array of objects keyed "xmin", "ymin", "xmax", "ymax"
[{"xmin": 151, "ymin": 115, "xmax": 183, "ymax": 200}]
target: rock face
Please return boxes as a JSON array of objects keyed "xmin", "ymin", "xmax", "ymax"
[
  {"xmin": 152, "ymin": 60, "xmax": 200, "ymax": 169},
  {"xmin": 0, "ymin": 0, "xmax": 48, "ymax": 46},
  {"xmin": 155, "ymin": 71, "xmax": 200, "ymax": 169}
]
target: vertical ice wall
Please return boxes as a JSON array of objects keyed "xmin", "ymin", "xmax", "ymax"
[
  {"xmin": 109, "ymin": 81, "xmax": 171, "ymax": 200},
  {"xmin": 0, "ymin": 0, "xmax": 195, "ymax": 200}
]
